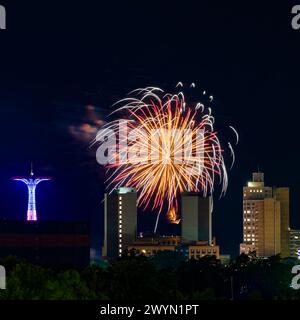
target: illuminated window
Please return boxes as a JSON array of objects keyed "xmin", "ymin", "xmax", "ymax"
[
  {"xmin": 119, "ymin": 244, "xmax": 122, "ymax": 248},
  {"xmin": 119, "ymin": 206, "xmax": 122, "ymax": 210},
  {"xmin": 119, "ymin": 249, "xmax": 122, "ymax": 253},
  {"xmin": 119, "ymin": 201, "xmax": 122, "ymax": 205},
  {"xmin": 119, "ymin": 196, "xmax": 122, "ymax": 200},
  {"xmin": 119, "ymin": 219, "xmax": 122, "ymax": 224}
]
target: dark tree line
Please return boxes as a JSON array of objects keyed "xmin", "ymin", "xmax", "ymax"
[{"xmin": 0, "ymin": 252, "xmax": 299, "ymax": 300}]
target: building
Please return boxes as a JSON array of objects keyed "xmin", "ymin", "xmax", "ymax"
[
  {"xmin": 239, "ymin": 243, "xmax": 257, "ymax": 255},
  {"xmin": 0, "ymin": 220, "xmax": 90, "ymax": 268},
  {"xmin": 127, "ymin": 236, "xmax": 181, "ymax": 257},
  {"xmin": 128, "ymin": 236, "xmax": 220, "ymax": 260},
  {"xmin": 219, "ymin": 254, "xmax": 231, "ymax": 265},
  {"xmin": 275, "ymin": 188, "xmax": 290, "ymax": 257},
  {"xmin": 289, "ymin": 229, "xmax": 300, "ymax": 258},
  {"xmin": 240, "ymin": 172, "xmax": 290, "ymax": 257},
  {"xmin": 102, "ymin": 187, "xmax": 137, "ymax": 258},
  {"xmin": 181, "ymin": 193, "xmax": 212, "ymax": 244},
  {"xmin": 181, "ymin": 238, "xmax": 220, "ymax": 260}
]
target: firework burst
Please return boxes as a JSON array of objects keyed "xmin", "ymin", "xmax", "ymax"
[{"xmin": 93, "ymin": 85, "xmax": 237, "ymax": 229}]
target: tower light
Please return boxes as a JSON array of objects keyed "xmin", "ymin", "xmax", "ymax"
[{"xmin": 11, "ymin": 163, "xmax": 51, "ymax": 221}]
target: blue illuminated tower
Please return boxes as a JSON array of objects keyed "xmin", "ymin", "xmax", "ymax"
[{"xmin": 12, "ymin": 164, "xmax": 51, "ymax": 221}]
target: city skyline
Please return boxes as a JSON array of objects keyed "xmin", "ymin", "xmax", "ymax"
[
  {"xmin": 6, "ymin": 163, "xmax": 298, "ymax": 260},
  {"xmin": 2, "ymin": 0, "xmax": 300, "ymax": 308},
  {"xmin": 0, "ymin": 1, "xmax": 300, "ymax": 259}
]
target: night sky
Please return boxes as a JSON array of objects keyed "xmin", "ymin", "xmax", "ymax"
[{"xmin": 0, "ymin": 1, "xmax": 300, "ymax": 257}]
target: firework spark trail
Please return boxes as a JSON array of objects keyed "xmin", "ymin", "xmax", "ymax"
[{"xmin": 93, "ymin": 85, "xmax": 237, "ymax": 229}]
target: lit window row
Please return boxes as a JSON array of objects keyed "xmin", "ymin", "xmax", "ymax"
[{"xmin": 118, "ymin": 196, "xmax": 123, "ymax": 256}]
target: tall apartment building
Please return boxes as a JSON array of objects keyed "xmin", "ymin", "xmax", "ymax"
[
  {"xmin": 102, "ymin": 187, "xmax": 137, "ymax": 258},
  {"xmin": 240, "ymin": 172, "xmax": 290, "ymax": 257},
  {"xmin": 181, "ymin": 193, "xmax": 212, "ymax": 244}
]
